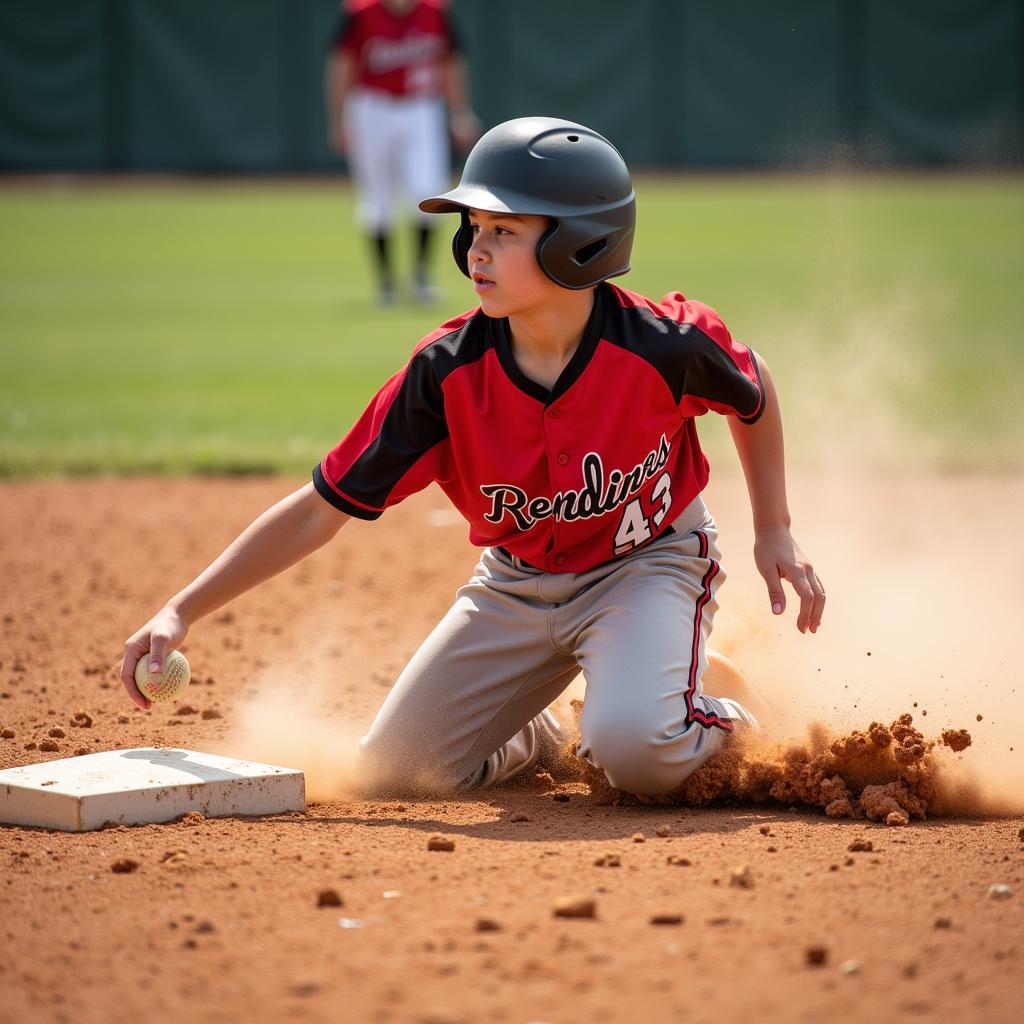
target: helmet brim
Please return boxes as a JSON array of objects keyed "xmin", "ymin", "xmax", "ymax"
[
  {"xmin": 420, "ymin": 183, "xmax": 629, "ymax": 218},
  {"xmin": 419, "ymin": 183, "xmax": 540, "ymax": 216}
]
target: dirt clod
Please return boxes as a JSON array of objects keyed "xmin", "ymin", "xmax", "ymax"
[
  {"xmin": 71, "ymin": 710, "xmax": 93, "ymax": 728},
  {"xmin": 577, "ymin": 714, "xmax": 976, "ymax": 823},
  {"xmin": 935, "ymin": 917, "xmax": 953, "ymax": 929},
  {"xmin": 47, "ymin": 726, "xmax": 65, "ymax": 738},
  {"xmin": 806, "ymin": 946, "xmax": 828, "ymax": 967},
  {"xmin": 111, "ymin": 859, "xmax": 139, "ymax": 874},
  {"xmin": 649, "ymin": 913, "xmax": 684, "ymax": 926},
  {"xmin": 553, "ymin": 895, "xmax": 596, "ymax": 919},
  {"xmin": 987, "ymin": 884, "xmax": 1013, "ymax": 901},
  {"xmin": 200, "ymin": 708, "xmax": 222, "ymax": 720},
  {"xmin": 666, "ymin": 855, "xmax": 691, "ymax": 866},
  {"xmin": 39, "ymin": 739, "xmax": 59, "ymax": 752},
  {"xmin": 848, "ymin": 839, "xmax": 873, "ymax": 853},
  {"xmin": 631, "ymin": 832, "xmax": 645, "ymax": 843},
  {"xmin": 655, "ymin": 824, "xmax": 671, "ymax": 837},
  {"xmin": 1, "ymin": 727, "xmax": 15, "ymax": 739},
  {"xmin": 594, "ymin": 854, "xmax": 621, "ymax": 868},
  {"xmin": 942, "ymin": 729, "xmax": 971, "ymax": 752},
  {"xmin": 427, "ymin": 835, "xmax": 455, "ymax": 852},
  {"xmin": 729, "ymin": 865, "xmax": 754, "ymax": 889},
  {"xmin": 475, "ymin": 918, "xmax": 501, "ymax": 932},
  {"xmin": 317, "ymin": 889, "xmax": 343, "ymax": 908}
]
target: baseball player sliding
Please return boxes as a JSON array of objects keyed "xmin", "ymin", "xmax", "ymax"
[
  {"xmin": 325, "ymin": 0, "xmax": 478, "ymax": 306},
  {"xmin": 120, "ymin": 117, "xmax": 824, "ymax": 798}
]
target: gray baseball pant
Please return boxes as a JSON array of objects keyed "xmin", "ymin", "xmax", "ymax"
[{"xmin": 357, "ymin": 495, "xmax": 756, "ymax": 797}]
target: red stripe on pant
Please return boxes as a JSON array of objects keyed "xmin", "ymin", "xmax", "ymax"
[{"xmin": 684, "ymin": 530, "xmax": 733, "ymax": 732}]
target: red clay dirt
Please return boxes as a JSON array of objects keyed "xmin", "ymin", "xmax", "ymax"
[{"xmin": 1, "ymin": 476, "xmax": 1021, "ymax": 1024}]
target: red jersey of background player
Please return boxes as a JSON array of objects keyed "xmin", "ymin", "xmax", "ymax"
[
  {"xmin": 314, "ymin": 283, "xmax": 764, "ymax": 574},
  {"xmin": 332, "ymin": 0, "xmax": 459, "ymax": 98}
]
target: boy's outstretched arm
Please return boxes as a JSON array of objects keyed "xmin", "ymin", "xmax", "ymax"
[
  {"xmin": 119, "ymin": 482, "xmax": 347, "ymax": 708},
  {"xmin": 728, "ymin": 354, "xmax": 825, "ymax": 634}
]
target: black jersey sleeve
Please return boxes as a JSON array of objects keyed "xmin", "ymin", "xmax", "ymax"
[
  {"xmin": 604, "ymin": 287, "xmax": 765, "ymax": 424},
  {"xmin": 674, "ymin": 299, "xmax": 764, "ymax": 424},
  {"xmin": 314, "ymin": 352, "xmax": 450, "ymax": 519}
]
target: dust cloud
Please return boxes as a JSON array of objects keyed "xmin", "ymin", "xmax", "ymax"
[
  {"xmin": 696, "ymin": 272, "xmax": 1023, "ymax": 816},
  {"xmin": 214, "ymin": 637, "xmax": 365, "ymax": 802}
]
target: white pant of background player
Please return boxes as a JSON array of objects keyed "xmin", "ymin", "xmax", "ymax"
[
  {"xmin": 358, "ymin": 496, "xmax": 758, "ymax": 797},
  {"xmin": 344, "ymin": 88, "xmax": 449, "ymax": 232}
]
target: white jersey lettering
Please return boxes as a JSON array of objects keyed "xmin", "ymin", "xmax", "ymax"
[{"xmin": 480, "ymin": 435, "xmax": 671, "ymax": 532}]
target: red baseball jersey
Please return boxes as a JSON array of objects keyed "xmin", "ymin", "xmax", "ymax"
[
  {"xmin": 314, "ymin": 283, "xmax": 765, "ymax": 574},
  {"xmin": 331, "ymin": 0, "xmax": 458, "ymax": 98}
]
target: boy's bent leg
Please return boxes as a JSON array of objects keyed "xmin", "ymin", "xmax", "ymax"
[
  {"xmin": 468, "ymin": 706, "xmax": 567, "ymax": 790},
  {"xmin": 357, "ymin": 553, "xmax": 576, "ymax": 795},
  {"xmin": 571, "ymin": 521, "xmax": 756, "ymax": 797}
]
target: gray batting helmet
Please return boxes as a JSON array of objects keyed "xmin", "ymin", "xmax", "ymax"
[{"xmin": 419, "ymin": 116, "xmax": 635, "ymax": 290}]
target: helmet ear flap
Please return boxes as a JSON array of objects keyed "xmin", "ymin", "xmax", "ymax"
[
  {"xmin": 451, "ymin": 210, "xmax": 473, "ymax": 279},
  {"xmin": 533, "ymin": 218, "xmax": 562, "ymax": 287}
]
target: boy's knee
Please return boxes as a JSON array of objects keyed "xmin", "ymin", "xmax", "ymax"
[
  {"xmin": 354, "ymin": 732, "xmax": 405, "ymax": 795},
  {"xmin": 579, "ymin": 712, "xmax": 722, "ymax": 797},
  {"xmin": 356, "ymin": 728, "xmax": 472, "ymax": 796}
]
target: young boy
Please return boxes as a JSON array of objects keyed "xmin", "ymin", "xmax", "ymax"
[{"xmin": 120, "ymin": 117, "xmax": 824, "ymax": 797}]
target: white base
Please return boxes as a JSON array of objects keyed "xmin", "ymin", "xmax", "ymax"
[{"xmin": 0, "ymin": 748, "xmax": 305, "ymax": 831}]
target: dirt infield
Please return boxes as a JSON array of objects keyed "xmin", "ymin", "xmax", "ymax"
[{"xmin": 1, "ymin": 474, "xmax": 1022, "ymax": 1024}]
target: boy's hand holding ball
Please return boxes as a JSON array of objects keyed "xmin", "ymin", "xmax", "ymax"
[
  {"xmin": 134, "ymin": 649, "xmax": 191, "ymax": 704},
  {"xmin": 120, "ymin": 606, "xmax": 191, "ymax": 709}
]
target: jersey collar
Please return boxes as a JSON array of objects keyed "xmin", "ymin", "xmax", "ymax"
[{"xmin": 491, "ymin": 284, "xmax": 608, "ymax": 406}]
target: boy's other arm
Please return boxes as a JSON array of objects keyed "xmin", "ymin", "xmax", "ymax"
[
  {"xmin": 727, "ymin": 354, "xmax": 825, "ymax": 634},
  {"xmin": 120, "ymin": 483, "xmax": 348, "ymax": 708}
]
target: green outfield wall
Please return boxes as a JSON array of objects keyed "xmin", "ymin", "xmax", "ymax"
[{"xmin": 1, "ymin": 0, "xmax": 1021, "ymax": 172}]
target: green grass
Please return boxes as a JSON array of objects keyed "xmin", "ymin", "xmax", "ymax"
[{"xmin": 1, "ymin": 175, "xmax": 1022, "ymax": 476}]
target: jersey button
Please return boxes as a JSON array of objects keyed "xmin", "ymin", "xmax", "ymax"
[
  {"xmin": 548, "ymin": 407, "xmax": 559, "ymax": 419},
  {"xmin": 557, "ymin": 453, "xmax": 569, "ymax": 466},
  {"xmin": 554, "ymin": 554, "xmax": 566, "ymax": 566}
]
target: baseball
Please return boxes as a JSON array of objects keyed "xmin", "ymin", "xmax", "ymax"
[{"xmin": 134, "ymin": 650, "xmax": 191, "ymax": 704}]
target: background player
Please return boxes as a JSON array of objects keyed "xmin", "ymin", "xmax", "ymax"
[
  {"xmin": 120, "ymin": 117, "xmax": 824, "ymax": 798},
  {"xmin": 325, "ymin": 0, "xmax": 479, "ymax": 307}
]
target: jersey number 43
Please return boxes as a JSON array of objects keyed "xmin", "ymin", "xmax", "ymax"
[{"xmin": 613, "ymin": 472, "xmax": 672, "ymax": 556}]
